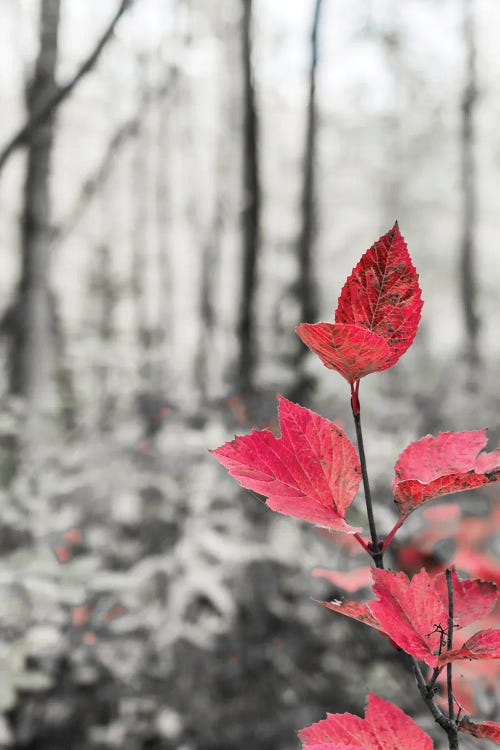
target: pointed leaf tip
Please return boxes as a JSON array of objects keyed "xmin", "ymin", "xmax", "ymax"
[
  {"xmin": 297, "ymin": 225, "xmax": 422, "ymax": 384},
  {"xmin": 212, "ymin": 395, "xmax": 362, "ymax": 532}
]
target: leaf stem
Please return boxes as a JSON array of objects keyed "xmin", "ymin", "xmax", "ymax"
[
  {"xmin": 383, "ymin": 515, "xmax": 405, "ymax": 551},
  {"xmin": 350, "ymin": 386, "xmax": 383, "ymax": 569},
  {"xmin": 446, "ymin": 568, "xmax": 459, "ymax": 749},
  {"xmin": 352, "ymin": 532, "xmax": 370, "ymax": 553}
]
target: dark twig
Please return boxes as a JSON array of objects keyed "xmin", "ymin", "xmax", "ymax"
[
  {"xmin": 0, "ymin": 0, "xmax": 134, "ymax": 174},
  {"xmin": 351, "ymin": 387, "xmax": 383, "ymax": 568},
  {"xmin": 411, "ymin": 656, "xmax": 455, "ymax": 733},
  {"xmin": 446, "ymin": 568, "xmax": 459, "ymax": 749}
]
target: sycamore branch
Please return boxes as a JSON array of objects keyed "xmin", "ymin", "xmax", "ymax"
[{"xmin": 0, "ymin": 0, "xmax": 135, "ymax": 174}]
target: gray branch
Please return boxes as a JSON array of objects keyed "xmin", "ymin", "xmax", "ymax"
[{"xmin": 0, "ymin": 0, "xmax": 135, "ymax": 174}]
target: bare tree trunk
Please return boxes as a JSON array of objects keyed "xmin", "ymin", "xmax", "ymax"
[
  {"xmin": 291, "ymin": 0, "xmax": 323, "ymax": 403},
  {"xmin": 460, "ymin": 0, "xmax": 480, "ymax": 368},
  {"xmin": 237, "ymin": 0, "xmax": 261, "ymax": 393},
  {"xmin": 155, "ymin": 81, "xmax": 174, "ymax": 398},
  {"xmin": 9, "ymin": 0, "xmax": 61, "ymax": 427},
  {"xmin": 196, "ymin": 180, "xmax": 222, "ymax": 399},
  {"xmin": 88, "ymin": 243, "xmax": 118, "ymax": 432},
  {"xmin": 195, "ymin": 10, "xmax": 232, "ymax": 400},
  {"xmin": 297, "ymin": 0, "xmax": 322, "ymax": 329}
]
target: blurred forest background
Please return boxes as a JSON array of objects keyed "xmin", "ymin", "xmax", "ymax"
[{"xmin": 0, "ymin": 0, "xmax": 498, "ymax": 748}]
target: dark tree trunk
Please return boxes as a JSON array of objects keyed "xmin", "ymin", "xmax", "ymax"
[
  {"xmin": 195, "ymin": 9, "xmax": 234, "ymax": 400},
  {"xmin": 297, "ymin": 0, "xmax": 322, "ymax": 328},
  {"xmin": 460, "ymin": 0, "xmax": 480, "ymax": 368},
  {"xmin": 237, "ymin": 0, "xmax": 261, "ymax": 392},
  {"xmin": 9, "ymin": 0, "xmax": 61, "ymax": 419},
  {"xmin": 290, "ymin": 0, "xmax": 323, "ymax": 402},
  {"xmin": 89, "ymin": 244, "xmax": 118, "ymax": 433}
]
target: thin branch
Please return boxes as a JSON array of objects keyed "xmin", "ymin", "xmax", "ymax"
[
  {"xmin": 382, "ymin": 515, "xmax": 405, "ymax": 551},
  {"xmin": 446, "ymin": 568, "xmax": 459, "ymax": 749},
  {"xmin": 53, "ymin": 70, "xmax": 175, "ymax": 249},
  {"xmin": 351, "ymin": 390, "xmax": 383, "ymax": 568},
  {"xmin": 410, "ymin": 656, "xmax": 454, "ymax": 731},
  {"xmin": 53, "ymin": 118, "xmax": 138, "ymax": 246},
  {"xmin": 0, "ymin": 0, "xmax": 135, "ymax": 174},
  {"xmin": 352, "ymin": 532, "xmax": 370, "ymax": 553}
]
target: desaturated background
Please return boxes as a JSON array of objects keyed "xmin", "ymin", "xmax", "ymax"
[{"xmin": 0, "ymin": 1, "xmax": 498, "ymax": 748}]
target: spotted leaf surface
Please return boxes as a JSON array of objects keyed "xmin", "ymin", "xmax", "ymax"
[
  {"xmin": 296, "ymin": 224, "xmax": 422, "ymax": 384},
  {"xmin": 299, "ymin": 693, "xmax": 432, "ymax": 750},
  {"xmin": 295, "ymin": 323, "xmax": 392, "ymax": 383},
  {"xmin": 211, "ymin": 396, "xmax": 362, "ymax": 532},
  {"xmin": 393, "ymin": 429, "xmax": 500, "ymax": 515}
]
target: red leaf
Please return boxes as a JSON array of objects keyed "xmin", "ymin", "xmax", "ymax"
[
  {"xmin": 211, "ymin": 396, "xmax": 362, "ymax": 532},
  {"xmin": 320, "ymin": 568, "xmax": 499, "ymax": 668},
  {"xmin": 299, "ymin": 693, "xmax": 432, "ymax": 750},
  {"xmin": 432, "ymin": 569, "xmax": 497, "ymax": 628},
  {"xmin": 459, "ymin": 717, "xmax": 500, "ymax": 743},
  {"xmin": 320, "ymin": 599, "xmax": 382, "ymax": 631},
  {"xmin": 370, "ymin": 568, "xmax": 447, "ymax": 667},
  {"xmin": 454, "ymin": 548, "xmax": 500, "ymax": 588},
  {"xmin": 296, "ymin": 224, "xmax": 423, "ymax": 384},
  {"xmin": 295, "ymin": 323, "xmax": 392, "ymax": 383},
  {"xmin": 312, "ymin": 566, "xmax": 374, "ymax": 593},
  {"xmin": 442, "ymin": 629, "xmax": 500, "ymax": 664},
  {"xmin": 393, "ymin": 430, "xmax": 500, "ymax": 515}
]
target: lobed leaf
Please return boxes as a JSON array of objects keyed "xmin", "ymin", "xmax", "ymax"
[
  {"xmin": 393, "ymin": 429, "xmax": 500, "ymax": 515},
  {"xmin": 211, "ymin": 396, "xmax": 362, "ymax": 532},
  {"xmin": 441, "ymin": 629, "xmax": 500, "ymax": 664},
  {"xmin": 320, "ymin": 568, "xmax": 499, "ymax": 668},
  {"xmin": 432, "ymin": 569, "xmax": 497, "ymax": 628},
  {"xmin": 299, "ymin": 693, "xmax": 432, "ymax": 750},
  {"xmin": 369, "ymin": 568, "xmax": 446, "ymax": 667}
]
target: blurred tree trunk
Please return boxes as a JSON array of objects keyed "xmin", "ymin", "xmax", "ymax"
[
  {"xmin": 297, "ymin": 0, "xmax": 322, "ymax": 328},
  {"xmin": 195, "ymin": 9, "xmax": 232, "ymax": 400},
  {"xmin": 237, "ymin": 0, "xmax": 261, "ymax": 393},
  {"xmin": 155, "ymin": 83, "xmax": 174, "ymax": 398},
  {"xmin": 381, "ymin": 4, "xmax": 403, "ymax": 223},
  {"xmin": 196, "ymin": 159, "xmax": 222, "ymax": 400},
  {"xmin": 290, "ymin": 0, "xmax": 323, "ymax": 402},
  {"xmin": 460, "ymin": 0, "xmax": 480, "ymax": 368},
  {"xmin": 89, "ymin": 244, "xmax": 118, "ymax": 433},
  {"xmin": 9, "ymin": 0, "xmax": 61, "ymax": 425},
  {"xmin": 131, "ymin": 62, "xmax": 154, "ymax": 408}
]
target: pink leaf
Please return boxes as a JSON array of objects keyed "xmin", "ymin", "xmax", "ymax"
[
  {"xmin": 299, "ymin": 693, "xmax": 432, "ymax": 750},
  {"xmin": 296, "ymin": 224, "xmax": 423, "ymax": 384},
  {"xmin": 320, "ymin": 568, "xmax": 499, "ymax": 668},
  {"xmin": 459, "ymin": 717, "xmax": 500, "ymax": 743},
  {"xmin": 393, "ymin": 429, "xmax": 500, "ymax": 515},
  {"xmin": 442, "ymin": 629, "xmax": 500, "ymax": 664},
  {"xmin": 295, "ymin": 323, "xmax": 392, "ymax": 384},
  {"xmin": 432, "ymin": 569, "xmax": 497, "ymax": 629},
  {"xmin": 211, "ymin": 396, "xmax": 361, "ymax": 532},
  {"xmin": 319, "ymin": 599, "xmax": 382, "ymax": 631},
  {"xmin": 369, "ymin": 568, "xmax": 447, "ymax": 667}
]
